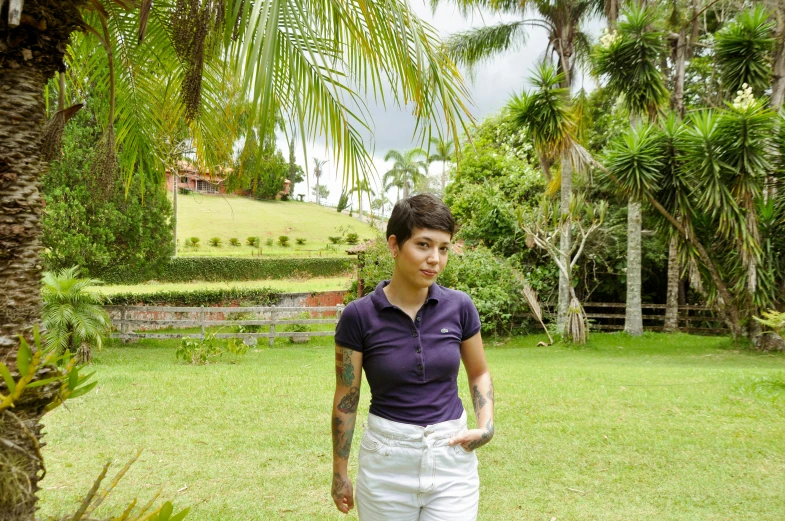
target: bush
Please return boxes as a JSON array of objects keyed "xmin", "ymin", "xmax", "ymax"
[
  {"xmin": 345, "ymin": 238, "xmax": 525, "ymax": 334},
  {"xmin": 176, "ymin": 331, "xmax": 248, "ymax": 365},
  {"xmin": 278, "ymin": 235, "xmax": 290, "ymax": 247},
  {"xmin": 98, "ymin": 257, "xmax": 355, "ymax": 285},
  {"xmin": 296, "ymin": 237, "xmax": 306, "ymax": 245},
  {"xmin": 189, "ymin": 237, "xmax": 200, "ymax": 248},
  {"xmin": 328, "ymin": 236, "xmax": 344, "ymax": 244},
  {"xmin": 265, "ymin": 237, "xmax": 274, "ymax": 247},
  {"xmin": 346, "ymin": 233, "xmax": 359, "ymax": 245},
  {"xmin": 229, "ymin": 237, "xmax": 241, "ymax": 246},
  {"xmin": 209, "ymin": 237, "xmax": 222, "ymax": 247},
  {"xmin": 247, "ymin": 236, "xmax": 259, "ymax": 247}
]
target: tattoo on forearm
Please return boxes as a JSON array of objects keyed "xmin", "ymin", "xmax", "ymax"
[
  {"xmin": 335, "ymin": 348, "xmax": 355, "ymax": 386},
  {"xmin": 332, "ymin": 416, "xmax": 355, "ymax": 459},
  {"xmin": 338, "ymin": 426, "xmax": 354, "ymax": 458},
  {"xmin": 467, "ymin": 418, "xmax": 495, "ymax": 451},
  {"xmin": 487, "ymin": 378, "xmax": 494, "ymax": 404},
  {"xmin": 337, "ymin": 387, "xmax": 360, "ymax": 413},
  {"xmin": 332, "ymin": 472, "xmax": 349, "ymax": 500},
  {"xmin": 472, "ymin": 384, "xmax": 487, "ymax": 416}
]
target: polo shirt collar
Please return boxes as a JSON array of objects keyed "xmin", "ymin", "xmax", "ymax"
[{"xmin": 370, "ymin": 280, "xmax": 442, "ymax": 311}]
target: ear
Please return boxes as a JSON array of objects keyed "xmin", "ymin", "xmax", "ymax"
[{"xmin": 387, "ymin": 235, "xmax": 399, "ymax": 258}]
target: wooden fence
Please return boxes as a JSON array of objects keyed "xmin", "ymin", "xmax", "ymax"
[
  {"xmin": 105, "ymin": 305, "xmax": 344, "ymax": 347},
  {"xmin": 516, "ymin": 302, "xmax": 728, "ymax": 334}
]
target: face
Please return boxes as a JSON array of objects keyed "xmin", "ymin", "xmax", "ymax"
[{"xmin": 388, "ymin": 227, "xmax": 451, "ymax": 289}]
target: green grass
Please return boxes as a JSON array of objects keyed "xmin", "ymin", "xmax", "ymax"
[
  {"xmin": 89, "ymin": 276, "xmax": 352, "ymax": 296},
  {"xmin": 173, "ymin": 194, "xmax": 377, "ymax": 257},
  {"xmin": 38, "ymin": 333, "xmax": 785, "ymax": 520}
]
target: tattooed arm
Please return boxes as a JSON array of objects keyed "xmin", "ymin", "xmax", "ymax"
[
  {"xmin": 331, "ymin": 345, "xmax": 363, "ymax": 514},
  {"xmin": 450, "ymin": 332, "xmax": 495, "ymax": 451}
]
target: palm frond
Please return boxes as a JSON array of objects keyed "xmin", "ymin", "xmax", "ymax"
[
  {"xmin": 715, "ymin": 6, "xmax": 775, "ymax": 95},
  {"xmin": 446, "ymin": 21, "xmax": 529, "ymax": 70}
]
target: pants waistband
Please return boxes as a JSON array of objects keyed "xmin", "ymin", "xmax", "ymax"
[{"xmin": 366, "ymin": 411, "xmax": 467, "ymax": 446}]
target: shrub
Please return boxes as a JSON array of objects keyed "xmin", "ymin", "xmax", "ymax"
[
  {"xmin": 265, "ymin": 237, "xmax": 274, "ymax": 247},
  {"xmin": 209, "ymin": 237, "xmax": 222, "ymax": 247},
  {"xmin": 328, "ymin": 236, "xmax": 343, "ymax": 244},
  {"xmin": 189, "ymin": 237, "xmax": 200, "ymax": 248},
  {"xmin": 346, "ymin": 232, "xmax": 359, "ymax": 245},
  {"xmin": 296, "ymin": 237, "xmax": 306, "ymax": 245},
  {"xmin": 98, "ymin": 257, "xmax": 354, "ymax": 285},
  {"xmin": 246, "ymin": 236, "xmax": 259, "ymax": 247},
  {"xmin": 106, "ymin": 286, "xmax": 276, "ymax": 306},
  {"xmin": 278, "ymin": 235, "xmax": 290, "ymax": 247},
  {"xmin": 176, "ymin": 330, "xmax": 248, "ymax": 365},
  {"xmin": 229, "ymin": 237, "xmax": 241, "ymax": 246}
]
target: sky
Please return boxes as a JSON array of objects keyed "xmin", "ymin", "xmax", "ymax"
[{"xmin": 286, "ymin": 1, "xmax": 598, "ymax": 208}]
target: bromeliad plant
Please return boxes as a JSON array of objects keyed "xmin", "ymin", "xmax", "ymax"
[{"xmin": 517, "ymin": 193, "xmax": 607, "ymax": 344}]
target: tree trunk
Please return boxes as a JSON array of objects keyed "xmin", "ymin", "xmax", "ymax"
[
  {"xmin": 663, "ymin": 234, "xmax": 680, "ymax": 332},
  {"xmin": 557, "ymin": 151, "xmax": 572, "ymax": 330},
  {"xmin": 770, "ymin": 0, "xmax": 785, "ymax": 110},
  {"xmin": 624, "ymin": 200, "xmax": 643, "ymax": 335},
  {"xmin": 672, "ymin": 28, "xmax": 687, "ymax": 118},
  {"xmin": 357, "ymin": 185, "xmax": 363, "ymax": 221},
  {"xmin": 173, "ymin": 166, "xmax": 178, "ymax": 257},
  {"xmin": 0, "ymin": 63, "xmax": 51, "ymax": 521}
]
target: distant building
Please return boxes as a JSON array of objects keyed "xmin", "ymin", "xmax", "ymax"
[{"xmin": 165, "ymin": 161, "xmax": 246, "ymax": 195}]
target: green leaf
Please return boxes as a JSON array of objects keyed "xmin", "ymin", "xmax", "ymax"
[
  {"xmin": 26, "ymin": 376, "xmax": 65, "ymax": 388},
  {"xmin": 17, "ymin": 340, "xmax": 32, "ymax": 376},
  {"xmin": 68, "ymin": 368, "xmax": 79, "ymax": 391},
  {"xmin": 169, "ymin": 507, "xmax": 191, "ymax": 521},
  {"xmin": 0, "ymin": 363, "xmax": 16, "ymax": 395},
  {"xmin": 158, "ymin": 502, "xmax": 173, "ymax": 521},
  {"xmin": 68, "ymin": 380, "xmax": 98, "ymax": 400}
]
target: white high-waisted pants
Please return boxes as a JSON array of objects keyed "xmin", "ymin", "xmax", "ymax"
[{"xmin": 355, "ymin": 410, "xmax": 479, "ymax": 521}]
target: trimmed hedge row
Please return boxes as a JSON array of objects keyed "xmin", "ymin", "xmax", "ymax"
[
  {"xmin": 97, "ymin": 257, "xmax": 355, "ymax": 285},
  {"xmin": 104, "ymin": 287, "xmax": 277, "ymax": 307}
]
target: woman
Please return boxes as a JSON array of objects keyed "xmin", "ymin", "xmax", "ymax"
[{"xmin": 331, "ymin": 194, "xmax": 495, "ymax": 521}]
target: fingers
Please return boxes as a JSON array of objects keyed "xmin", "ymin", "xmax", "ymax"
[{"xmin": 347, "ymin": 491, "xmax": 355, "ymax": 510}]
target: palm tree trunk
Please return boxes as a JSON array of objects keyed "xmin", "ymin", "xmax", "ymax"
[
  {"xmin": 672, "ymin": 28, "xmax": 687, "ymax": 118},
  {"xmin": 557, "ymin": 151, "xmax": 572, "ymax": 330},
  {"xmin": 0, "ymin": 62, "xmax": 54, "ymax": 521},
  {"xmin": 770, "ymin": 0, "xmax": 785, "ymax": 111},
  {"xmin": 173, "ymin": 166, "xmax": 178, "ymax": 257},
  {"xmin": 663, "ymin": 234, "xmax": 680, "ymax": 332},
  {"xmin": 624, "ymin": 200, "xmax": 643, "ymax": 335}
]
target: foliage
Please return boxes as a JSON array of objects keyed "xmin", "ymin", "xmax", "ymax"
[
  {"xmin": 176, "ymin": 331, "xmax": 248, "ymax": 365},
  {"xmin": 106, "ymin": 287, "xmax": 277, "ymax": 307},
  {"xmin": 278, "ymin": 235, "xmax": 290, "ymax": 247},
  {"xmin": 754, "ymin": 310, "xmax": 785, "ymax": 338},
  {"xmin": 265, "ymin": 238, "xmax": 274, "ymax": 247},
  {"xmin": 383, "ymin": 148, "xmax": 428, "ymax": 199},
  {"xmin": 312, "ymin": 184, "xmax": 330, "ymax": 201},
  {"xmin": 229, "ymin": 238, "xmax": 241, "ymax": 246},
  {"xmin": 188, "ymin": 237, "xmax": 200, "ymax": 247},
  {"xmin": 98, "ymin": 257, "xmax": 354, "ymax": 285},
  {"xmin": 346, "ymin": 233, "xmax": 360, "ymax": 245},
  {"xmin": 329, "ymin": 236, "xmax": 344, "ymax": 245},
  {"xmin": 42, "ymin": 266, "xmax": 112, "ymax": 362},
  {"xmin": 41, "ymin": 109, "xmax": 173, "ymax": 280},
  {"xmin": 209, "ymin": 237, "xmax": 222, "ymax": 247},
  {"xmin": 246, "ymin": 236, "xmax": 259, "ymax": 247},
  {"xmin": 715, "ymin": 6, "xmax": 775, "ymax": 95},
  {"xmin": 337, "ymin": 191, "xmax": 351, "ymax": 212},
  {"xmin": 295, "ymin": 238, "xmax": 306, "ymax": 245}
]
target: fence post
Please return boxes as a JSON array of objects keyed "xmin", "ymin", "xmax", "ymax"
[
  {"xmin": 200, "ymin": 305, "xmax": 206, "ymax": 339},
  {"xmin": 336, "ymin": 304, "xmax": 344, "ymax": 325},
  {"xmin": 120, "ymin": 306, "xmax": 127, "ymax": 343},
  {"xmin": 269, "ymin": 305, "xmax": 276, "ymax": 348}
]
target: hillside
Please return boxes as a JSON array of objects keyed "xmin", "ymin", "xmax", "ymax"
[{"xmin": 172, "ymin": 194, "xmax": 380, "ymax": 257}]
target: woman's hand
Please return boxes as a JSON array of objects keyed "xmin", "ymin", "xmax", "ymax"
[
  {"xmin": 331, "ymin": 471, "xmax": 354, "ymax": 514},
  {"xmin": 448, "ymin": 421, "xmax": 495, "ymax": 452}
]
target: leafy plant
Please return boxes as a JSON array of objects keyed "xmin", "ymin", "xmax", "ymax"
[
  {"xmin": 229, "ymin": 237, "xmax": 241, "ymax": 246},
  {"xmin": 188, "ymin": 237, "xmax": 200, "ymax": 248},
  {"xmin": 265, "ymin": 237, "xmax": 274, "ymax": 247},
  {"xmin": 337, "ymin": 190, "xmax": 351, "ymax": 212},
  {"xmin": 346, "ymin": 233, "xmax": 359, "ymax": 245},
  {"xmin": 176, "ymin": 330, "xmax": 248, "ymax": 365},
  {"xmin": 295, "ymin": 237, "xmax": 306, "ymax": 245},
  {"xmin": 278, "ymin": 235, "xmax": 290, "ymax": 247},
  {"xmin": 209, "ymin": 237, "xmax": 222, "ymax": 247},
  {"xmin": 328, "ymin": 236, "xmax": 344, "ymax": 245},
  {"xmin": 42, "ymin": 266, "xmax": 112, "ymax": 363},
  {"xmin": 755, "ymin": 310, "xmax": 785, "ymax": 337},
  {"xmin": 247, "ymin": 236, "xmax": 259, "ymax": 247}
]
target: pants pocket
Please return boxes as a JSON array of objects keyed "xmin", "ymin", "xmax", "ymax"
[{"xmin": 360, "ymin": 432, "xmax": 384, "ymax": 453}]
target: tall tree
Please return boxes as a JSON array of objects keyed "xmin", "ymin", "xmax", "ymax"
[
  {"xmin": 0, "ymin": 1, "xmax": 473, "ymax": 517},
  {"xmin": 383, "ymin": 148, "xmax": 428, "ymax": 200},
  {"xmin": 313, "ymin": 158, "xmax": 327, "ymax": 205},
  {"xmin": 428, "ymin": 136, "xmax": 455, "ymax": 195},
  {"xmin": 439, "ymin": 0, "xmax": 598, "ymax": 329}
]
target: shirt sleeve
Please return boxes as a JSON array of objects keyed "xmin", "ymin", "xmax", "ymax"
[
  {"xmin": 460, "ymin": 292, "xmax": 482, "ymax": 341},
  {"xmin": 334, "ymin": 301, "xmax": 364, "ymax": 352}
]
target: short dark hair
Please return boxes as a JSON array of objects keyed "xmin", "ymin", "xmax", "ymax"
[{"xmin": 386, "ymin": 194, "xmax": 455, "ymax": 247}]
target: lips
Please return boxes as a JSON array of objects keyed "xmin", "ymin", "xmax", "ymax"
[{"xmin": 420, "ymin": 270, "xmax": 438, "ymax": 277}]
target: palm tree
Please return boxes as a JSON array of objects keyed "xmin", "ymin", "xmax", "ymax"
[
  {"xmin": 438, "ymin": 0, "xmax": 598, "ymax": 329},
  {"xmin": 0, "ymin": 2, "xmax": 473, "ymax": 517},
  {"xmin": 428, "ymin": 136, "xmax": 455, "ymax": 195},
  {"xmin": 383, "ymin": 148, "xmax": 428, "ymax": 200},
  {"xmin": 42, "ymin": 267, "xmax": 112, "ymax": 363},
  {"xmin": 355, "ymin": 177, "xmax": 375, "ymax": 222},
  {"xmin": 593, "ymin": 4, "xmax": 669, "ymax": 336},
  {"xmin": 313, "ymin": 158, "xmax": 328, "ymax": 205}
]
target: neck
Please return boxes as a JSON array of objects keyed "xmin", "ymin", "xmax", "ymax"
[{"xmin": 384, "ymin": 272, "xmax": 429, "ymax": 309}]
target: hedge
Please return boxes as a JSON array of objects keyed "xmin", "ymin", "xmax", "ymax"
[
  {"xmin": 104, "ymin": 287, "xmax": 277, "ymax": 307},
  {"xmin": 97, "ymin": 257, "xmax": 355, "ymax": 285}
]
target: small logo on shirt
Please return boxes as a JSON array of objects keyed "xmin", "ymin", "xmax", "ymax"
[{"xmin": 441, "ymin": 328, "xmax": 449, "ymax": 333}]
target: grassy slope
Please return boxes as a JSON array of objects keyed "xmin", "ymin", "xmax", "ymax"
[
  {"xmin": 91, "ymin": 276, "xmax": 353, "ymax": 296},
  {"xmin": 38, "ymin": 333, "xmax": 785, "ymax": 520},
  {"xmin": 174, "ymin": 194, "xmax": 378, "ymax": 257}
]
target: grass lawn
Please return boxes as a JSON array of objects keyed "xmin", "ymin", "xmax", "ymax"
[
  {"xmin": 89, "ymin": 276, "xmax": 353, "ymax": 296},
  {"xmin": 38, "ymin": 333, "xmax": 785, "ymax": 520},
  {"xmin": 173, "ymin": 194, "xmax": 378, "ymax": 257}
]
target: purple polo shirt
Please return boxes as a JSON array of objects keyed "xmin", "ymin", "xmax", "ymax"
[{"xmin": 334, "ymin": 280, "xmax": 481, "ymax": 427}]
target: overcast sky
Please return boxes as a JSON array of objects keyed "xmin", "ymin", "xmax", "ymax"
[{"xmin": 288, "ymin": 1, "xmax": 597, "ymax": 208}]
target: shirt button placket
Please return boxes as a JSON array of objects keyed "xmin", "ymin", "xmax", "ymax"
[{"xmin": 415, "ymin": 314, "xmax": 423, "ymax": 377}]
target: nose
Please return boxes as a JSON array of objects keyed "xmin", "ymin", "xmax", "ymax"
[{"xmin": 427, "ymin": 247, "xmax": 439, "ymax": 264}]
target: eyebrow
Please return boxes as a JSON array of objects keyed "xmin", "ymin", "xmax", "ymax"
[{"xmin": 416, "ymin": 236, "xmax": 451, "ymax": 245}]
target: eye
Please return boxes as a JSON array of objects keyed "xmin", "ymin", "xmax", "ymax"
[{"xmin": 440, "ymin": 247, "xmax": 449, "ymax": 252}]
